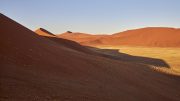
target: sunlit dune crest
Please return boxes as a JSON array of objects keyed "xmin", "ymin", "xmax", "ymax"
[{"xmin": 35, "ymin": 28, "xmax": 56, "ymax": 37}]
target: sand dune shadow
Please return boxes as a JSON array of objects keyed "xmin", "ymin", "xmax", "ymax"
[{"xmin": 88, "ymin": 47, "xmax": 170, "ymax": 68}]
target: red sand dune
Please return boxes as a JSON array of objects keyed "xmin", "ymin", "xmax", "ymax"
[
  {"xmin": 35, "ymin": 28, "xmax": 95, "ymax": 54},
  {"xmin": 58, "ymin": 31, "xmax": 106, "ymax": 44},
  {"xmin": 35, "ymin": 28, "xmax": 56, "ymax": 37},
  {"xmin": 1, "ymin": 13, "xmax": 180, "ymax": 101},
  {"xmin": 59, "ymin": 27, "xmax": 180, "ymax": 47},
  {"xmin": 109, "ymin": 27, "xmax": 180, "ymax": 47}
]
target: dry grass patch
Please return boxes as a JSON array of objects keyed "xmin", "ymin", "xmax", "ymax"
[{"xmin": 95, "ymin": 46, "xmax": 180, "ymax": 75}]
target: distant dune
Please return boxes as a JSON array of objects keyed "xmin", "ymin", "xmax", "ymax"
[
  {"xmin": 35, "ymin": 28, "xmax": 56, "ymax": 37},
  {"xmin": 109, "ymin": 27, "xmax": 180, "ymax": 47},
  {"xmin": 1, "ymin": 13, "xmax": 180, "ymax": 101},
  {"xmin": 59, "ymin": 27, "xmax": 180, "ymax": 47},
  {"xmin": 35, "ymin": 28, "xmax": 95, "ymax": 54},
  {"xmin": 58, "ymin": 31, "xmax": 107, "ymax": 44}
]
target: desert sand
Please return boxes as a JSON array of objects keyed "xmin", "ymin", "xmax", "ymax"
[
  {"xmin": 59, "ymin": 31, "xmax": 107, "ymax": 44},
  {"xmin": 59, "ymin": 27, "xmax": 180, "ymax": 47},
  {"xmin": 1, "ymin": 13, "xmax": 180, "ymax": 101},
  {"xmin": 92, "ymin": 46, "xmax": 180, "ymax": 75},
  {"xmin": 35, "ymin": 28, "xmax": 56, "ymax": 37}
]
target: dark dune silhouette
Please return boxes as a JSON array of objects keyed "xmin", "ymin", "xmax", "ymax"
[
  {"xmin": 1, "ymin": 13, "xmax": 180, "ymax": 101},
  {"xmin": 43, "ymin": 36, "xmax": 97, "ymax": 55}
]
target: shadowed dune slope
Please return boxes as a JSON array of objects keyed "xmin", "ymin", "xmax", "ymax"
[
  {"xmin": 35, "ymin": 28, "xmax": 96, "ymax": 54},
  {"xmin": 1, "ymin": 13, "xmax": 180, "ymax": 101},
  {"xmin": 59, "ymin": 27, "xmax": 180, "ymax": 47}
]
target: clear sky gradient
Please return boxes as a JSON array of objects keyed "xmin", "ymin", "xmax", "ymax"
[{"xmin": 1, "ymin": 0, "xmax": 180, "ymax": 34}]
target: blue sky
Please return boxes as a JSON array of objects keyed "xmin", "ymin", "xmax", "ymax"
[{"xmin": 1, "ymin": 0, "xmax": 180, "ymax": 34}]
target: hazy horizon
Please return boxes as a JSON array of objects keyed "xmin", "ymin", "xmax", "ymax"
[{"xmin": 1, "ymin": 0, "xmax": 180, "ymax": 34}]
